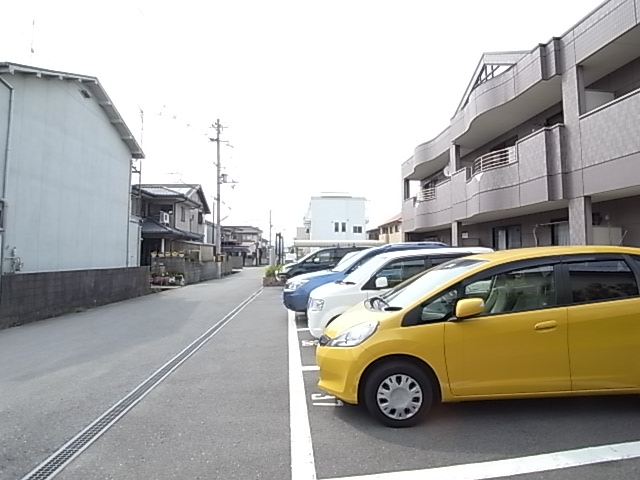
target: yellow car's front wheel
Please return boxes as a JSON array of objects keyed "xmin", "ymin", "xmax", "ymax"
[{"xmin": 363, "ymin": 360, "xmax": 435, "ymax": 428}]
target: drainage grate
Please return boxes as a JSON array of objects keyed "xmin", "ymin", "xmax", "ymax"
[{"xmin": 21, "ymin": 288, "xmax": 263, "ymax": 480}]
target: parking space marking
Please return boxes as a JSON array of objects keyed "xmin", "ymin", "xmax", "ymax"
[
  {"xmin": 311, "ymin": 393, "xmax": 344, "ymax": 407},
  {"xmin": 297, "ymin": 327, "xmax": 310, "ymax": 332},
  {"xmin": 288, "ymin": 310, "xmax": 317, "ymax": 480},
  {"xmin": 328, "ymin": 440, "xmax": 640, "ymax": 480},
  {"xmin": 302, "ymin": 339, "xmax": 319, "ymax": 347},
  {"xmin": 302, "ymin": 365, "xmax": 319, "ymax": 372}
]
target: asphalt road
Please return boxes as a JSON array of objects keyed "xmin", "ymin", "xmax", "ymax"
[{"xmin": 2, "ymin": 267, "xmax": 640, "ymax": 480}]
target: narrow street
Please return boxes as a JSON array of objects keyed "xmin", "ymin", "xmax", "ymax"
[{"xmin": 0, "ymin": 268, "xmax": 291, "ymax": 480}]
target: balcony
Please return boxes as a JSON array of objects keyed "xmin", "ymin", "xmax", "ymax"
[
  {"xmin": 404, "ymin": 125, "xmax": 564, "ymax": 232},
  {"xmin": 579, "ymin": 88, "xmax": 640, "ymax": 197}
]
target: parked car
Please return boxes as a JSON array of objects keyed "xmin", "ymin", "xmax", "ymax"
[
  {"xmin": 316, "ymin": 245, "xmax": 640, "ymax": 427},
  {"xmin": 277, "ymin": 246, "xmax": 368, "ymax": 280},
  {"xmin": 282, "ymin": 242, "xmax": 449, "ymax": 312},
  {"xmin": 307, "ymin": 247, "xmax": 492, "ymax": 339}
]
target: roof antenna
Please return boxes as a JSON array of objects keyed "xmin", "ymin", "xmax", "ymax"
[{"xmin": 29, "ymin": 1, "xmax": 38, "ymax": 62}]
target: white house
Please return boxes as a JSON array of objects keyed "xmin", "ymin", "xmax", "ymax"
[{"xmin": 304, "ymin": 192, "xmax": 367, "ymax": 243}]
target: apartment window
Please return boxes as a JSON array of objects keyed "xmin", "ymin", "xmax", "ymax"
[
  {"xmin": 181, "ymin": 206, "xmax": 186, "ymax": 222},
  {"xmin": 551, "ymin": 220, "xmax": 569, "ymax": 246},
  {"xmin": 334, "ymin": 222, "xmax": 340, "ymax": 233},
  {"xmin": 198, "ymin": 212, "xmax": 203, "ymax": 224},
  {"xmin": 353, "ymin": 225, "xmax": 363, "ymax": 234},
  {"xmin": 545, "ymin": 111, "xmax": 564, "ymax": 127},
  {"xmin": 491, "ymin": 135, "xmax": 518, "ymax": 151},
  {"xmin": 341, "ymin": 222, "xmax": 346, "ymax": 233},
  {"xmin": 492, "ymin": 225, "xmax": 521, "ymax": 250}
]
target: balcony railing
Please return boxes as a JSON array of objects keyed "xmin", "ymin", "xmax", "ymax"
[
  {"xmin": 467, "ymin": 147, "xmax": 516, "ymax": 180},
  {"xmin": 416, "ymin": 186, "xmax": 436, "ymax": 203}
]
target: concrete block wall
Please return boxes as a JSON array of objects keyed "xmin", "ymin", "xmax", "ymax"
[{"xmin": 0, "ymin": 267, "xmax": 150, "ymax": 330}]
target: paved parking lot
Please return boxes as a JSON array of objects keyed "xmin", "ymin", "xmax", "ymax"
[{"xmin": 287, "ymin": 298, "xmax": 640, "ymax": 480}]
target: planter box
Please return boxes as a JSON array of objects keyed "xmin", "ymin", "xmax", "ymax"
[{"xmin": 262, "ymin": 276, "xmax": 284, "ymax": 287}]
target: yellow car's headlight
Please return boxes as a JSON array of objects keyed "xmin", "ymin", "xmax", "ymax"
[{"xmin": 326, "ymin": 321, "xmax": 378, "ymax": 347}]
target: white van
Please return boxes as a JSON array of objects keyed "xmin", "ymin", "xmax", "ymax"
[{"xmin": 306, "ymin": 247, "xmax": 492, "ymax": 339}]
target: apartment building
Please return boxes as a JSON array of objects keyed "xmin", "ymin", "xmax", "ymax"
[{"xmin": 402, "ymin": 0, "xmax": 640, "ymax": 249}]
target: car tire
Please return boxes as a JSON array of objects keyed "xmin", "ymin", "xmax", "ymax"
[{"xmin": 363, "ymin": 360, "xmax": 435, "ymax": 428}]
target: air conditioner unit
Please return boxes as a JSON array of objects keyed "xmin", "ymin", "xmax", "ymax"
[{"xmin": 159, "ymin": 212, "xmax": 170, "ymax": 225}]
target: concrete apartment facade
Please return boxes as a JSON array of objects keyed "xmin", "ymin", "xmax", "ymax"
[{"xmin": 402, "ymin": 0, "xmax": 640, "ymax": 250}]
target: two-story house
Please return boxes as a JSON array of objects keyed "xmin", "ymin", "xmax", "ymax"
[
  {"xmin": 0, "ymin": 62, "xmax": 147, "ymax": 328},
  {"xmin": 131, "ymin": 183, "xmax": 211, "ymax": 264},
  {"xmin": 221, "ymin": 225, "xmax": 264, "ymax": 266},
  {"xmin": 375, "ymin": 214, "xmax": 403, "ymax": 244},
  {"xmin": 402, "ymin": 0, "xmax": 640, "ymax": 249}
]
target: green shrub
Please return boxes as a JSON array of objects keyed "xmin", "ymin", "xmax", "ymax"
[{"xmin": 264, "ymin": 264, "xmax": 282, "ymax": 278}]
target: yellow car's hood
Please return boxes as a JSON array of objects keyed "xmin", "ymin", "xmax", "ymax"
[{"xmin": 323, "ymin": 301, "xmax": 390, "ymax": 339}]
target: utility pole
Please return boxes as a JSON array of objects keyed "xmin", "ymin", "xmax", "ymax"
[
  {"xmin": 269, "ymin": 210, "xmax": 272, "ymax": 247},
  {"xmin": 212, "ymin": 119, "xmax": 223, "ymax": 260}
]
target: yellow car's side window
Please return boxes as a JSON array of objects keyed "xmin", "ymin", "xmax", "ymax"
[{"xmin": 465, "ymin": 265, "xmax": 555, "ymax": 315}]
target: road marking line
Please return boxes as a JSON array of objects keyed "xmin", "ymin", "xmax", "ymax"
[
  {"xmin": 288, "ymin": 310, "xmax": 317, "ymax": 480},
  {"xmin": 328, "ymin": 440, "xmax": 640, "ymax": 480},
  {"xmin": 297, "ymin": 327, "xmax": 310, "ymax": 332},
  {"xmin": 301, "ymin": 365, "xmax": 319, "ymax": 372}
]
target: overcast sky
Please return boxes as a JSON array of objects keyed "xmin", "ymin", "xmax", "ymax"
[{"xmin": 3, "ymin": 0, "xmax": 604, "ymax": 242}]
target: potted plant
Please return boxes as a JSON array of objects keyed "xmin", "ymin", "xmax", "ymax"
[
  {"xmin": 150, "ymin": 251, "xmax": 158, "ymax": 258},
  {"xmin": 171, "ymin": 251, "xmax": 179, "ymax": 257}
]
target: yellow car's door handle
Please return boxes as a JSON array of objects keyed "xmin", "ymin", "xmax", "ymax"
[{"xmin": 534, "ymin": 320, "xmax": 557, "ymax": 331}]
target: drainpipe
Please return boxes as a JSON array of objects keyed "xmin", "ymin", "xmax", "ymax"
[
  {"xmin": 126, "ymin": 158, "xmax": 133, "ymax": 267},
  {"xmin": 0, "ymin": 75, "xmax": 14, "ymax": 303}
]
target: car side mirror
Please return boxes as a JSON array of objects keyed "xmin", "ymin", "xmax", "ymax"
[
  {"xmin": 375, "ymin": 277, "xmax": 389, "ymax": 289},
  {"xmin": 454, "ymin": 298, "xmax": 485, "ymax": 320}
]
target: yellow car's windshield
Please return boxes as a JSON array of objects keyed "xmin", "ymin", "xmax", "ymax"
[{"xmin": 382, "ymin": 258, "xmax": 487, "ymax": 308}]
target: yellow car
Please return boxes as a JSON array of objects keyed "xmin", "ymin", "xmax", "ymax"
[{"xmin": 316, "ymin": 246, "xmax": 640, "ymax": 427}]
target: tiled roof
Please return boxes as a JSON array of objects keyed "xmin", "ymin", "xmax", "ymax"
[
  {"xmin": 134, "ymin": 184, "xmax": 211, "ymax": 214},
  {"xmin": 378, "ymin": 213, "xmax": 402, "ymax": 227}
]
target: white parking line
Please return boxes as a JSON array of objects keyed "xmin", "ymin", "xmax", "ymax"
[
  {"xmin": 301, "ymin": 365, "xmax": 319, "ymax": 372},
  {"xmin": 288, "ymin": 310, "xmax": 317, "ymax": 480},
  {"xmin": 297, "ymin": 327, "xmax": 310, "ymax": 332},
  {"xmin": 328, "ymin": 440, "xmax": 640, "ymax": 480}
]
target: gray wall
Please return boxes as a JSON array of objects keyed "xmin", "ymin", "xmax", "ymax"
[
  {"xmin": 0, "ymin": 73, "xmax": 134, "ymax": 273},
  {"xmin": 0, "ymin": 267, "xmax": 150, "ymax": 330}
]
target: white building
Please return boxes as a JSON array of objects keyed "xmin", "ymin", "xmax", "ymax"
[
  {"xmin": 0, "ymin": 62, "xmax": 146, "ymax": 328},
  {"xmin": 0, "ymin": 62, "xmax": 144, "ymax": 273},
  {"xmin": 303, "ymin": 193, "xmax": 367, "ymax": 243}
]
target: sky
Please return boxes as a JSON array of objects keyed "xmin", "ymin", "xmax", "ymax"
[{"xmin": 2, "ymin": 0, "xmax": 605, "ymax": 243}]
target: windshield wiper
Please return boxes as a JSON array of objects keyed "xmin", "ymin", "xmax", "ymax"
[{"xmin": 335, "ymin": 280, "xmax": 356, "ymax": 285}]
